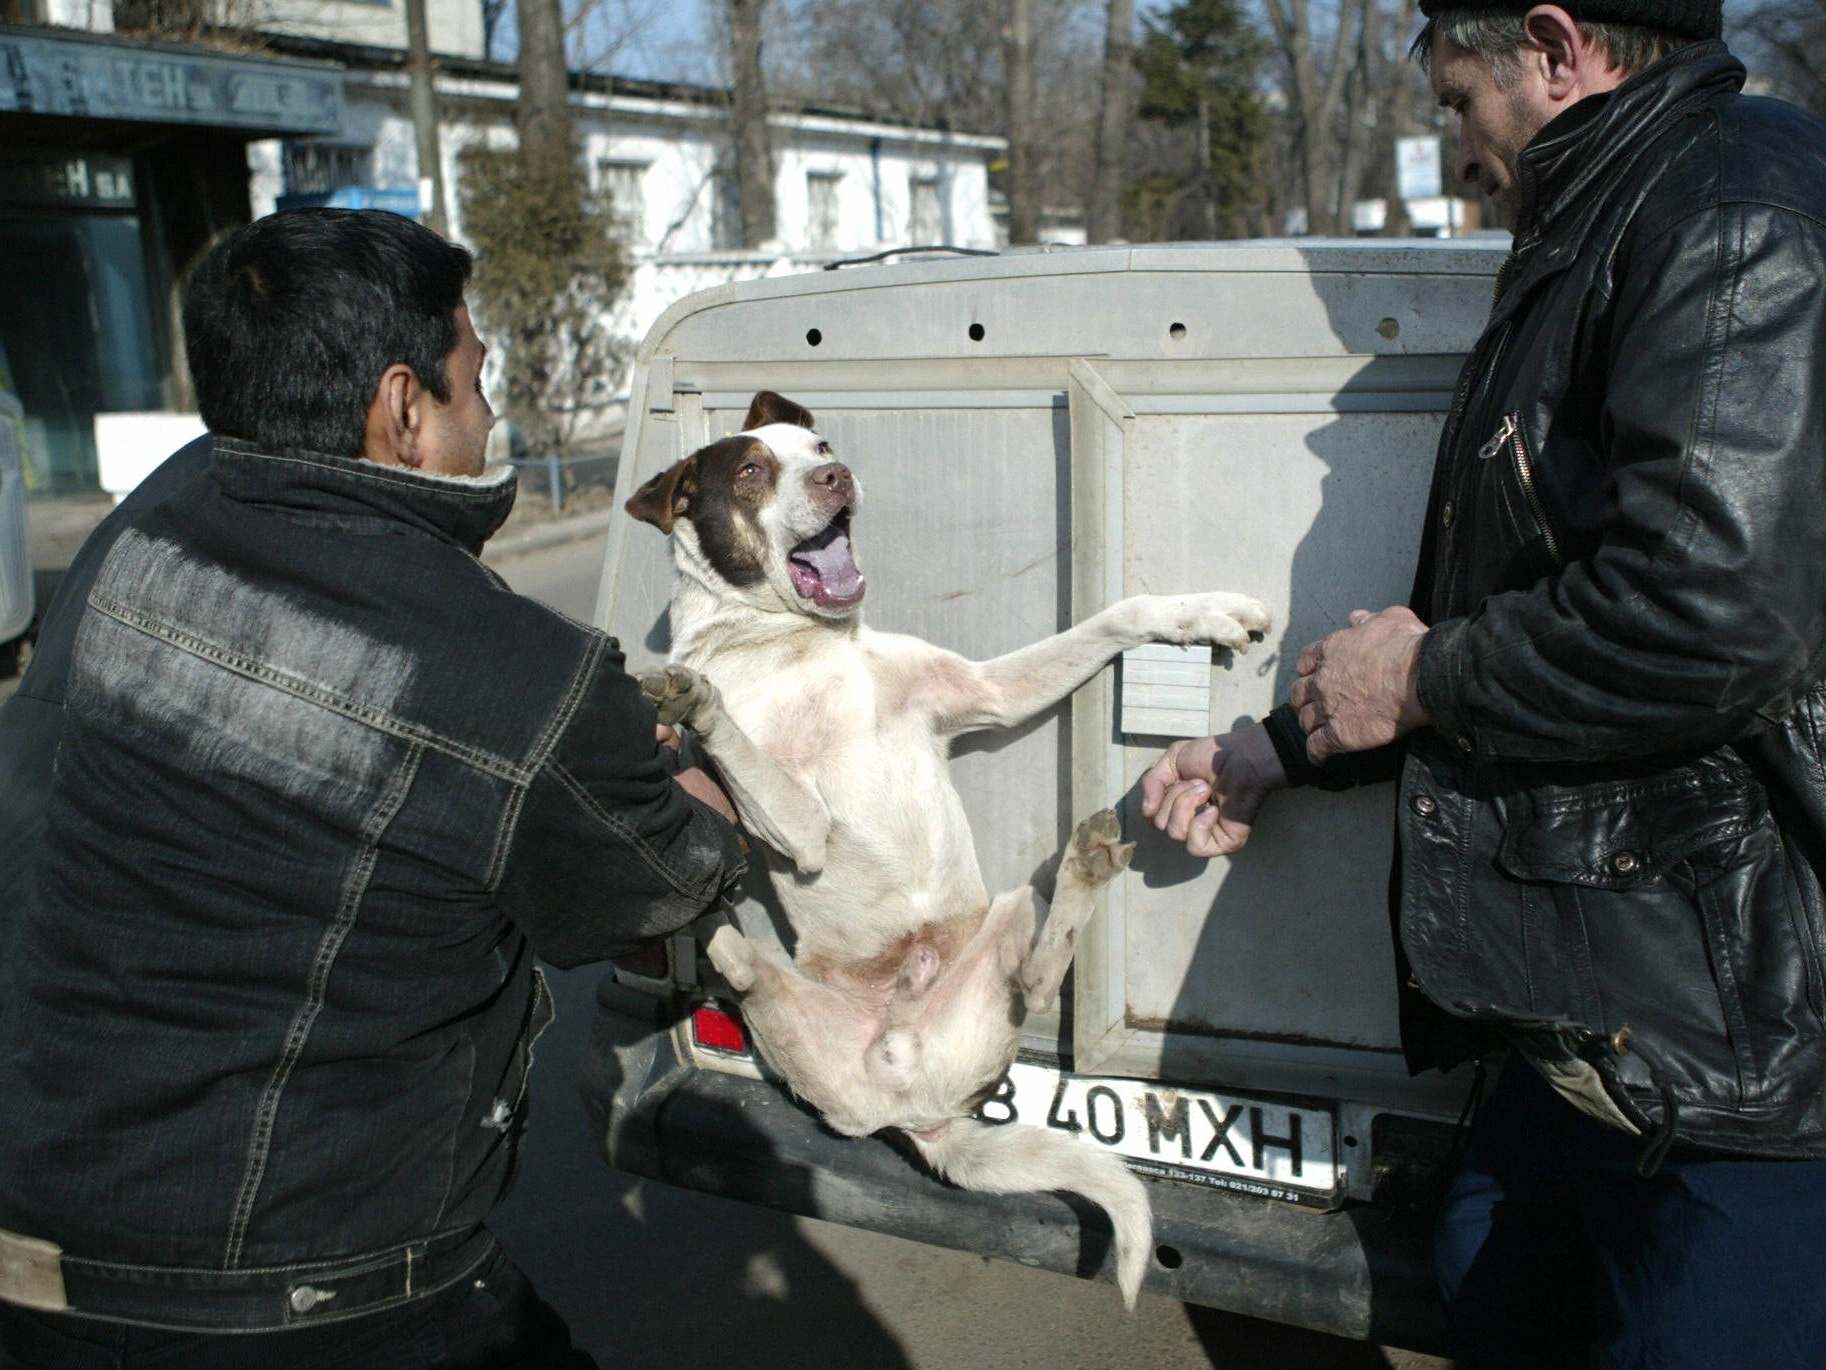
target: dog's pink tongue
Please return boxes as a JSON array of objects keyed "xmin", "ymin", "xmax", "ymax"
[{"xmin": 801, "ymin": 532, "xmax": 862, "ymax": 598}]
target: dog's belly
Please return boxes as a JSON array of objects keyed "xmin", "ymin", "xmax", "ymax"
[
  {"xmin": 726, "ymin": 697, "xmax": 992, "ymax": 959},
  {"xmin": 797, "ymin": 909, "xmax": 985, "ymax": 993}
]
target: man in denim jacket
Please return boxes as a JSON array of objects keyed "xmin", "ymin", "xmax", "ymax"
[{"xmin": 0, "ymin": 209, "xmax": 744, "ymax": 1367}]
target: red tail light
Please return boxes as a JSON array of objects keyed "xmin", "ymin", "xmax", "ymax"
[{"xmin": 692, "ymin": 1003, "xmax": 749, "ymax": 1055}]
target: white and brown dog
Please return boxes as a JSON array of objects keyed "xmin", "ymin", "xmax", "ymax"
[{"xmin": 625, "ymin": 391, "xmax": 1271, "ymax": 1306}]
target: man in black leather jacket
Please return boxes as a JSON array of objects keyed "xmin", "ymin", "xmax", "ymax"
[
  {"xmin": 1143, "ymin": 4, "xmax": 1826, "ymax": 1367},
  {"xmin": 0, "ymin": 210, "xmax": 744, "ymax": 1367}
]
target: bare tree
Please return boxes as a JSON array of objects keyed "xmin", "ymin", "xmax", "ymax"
[
  {"xmin": 1087, "ymin": 0, "xmax": 1136, "ymax": 242},
  {"xmin": 773, "ymin": 0, "xmax": 1104, "ymax": 242},
  {"xmin": 1263, "ymin": 0, "xmax": 1420, "ymax": 235},
  {"xmin": 727, "ymin": 0, "xmax": 779, "ymax": 247},
  {"xmin": 405, "ymin": 0, "xmax": 449, "ymax": 236},
  {"xmin": 1003, "ymin": 0, "xmax": 1040, "ymax": 243},
  {"xmin": 516, "ymin": 0, "xmax": 572, "ymax": 171}
]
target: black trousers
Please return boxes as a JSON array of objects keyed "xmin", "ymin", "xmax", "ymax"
[
  {"xmin": 1434, "ymin": 1059, "xmax": 1826, "ymax": 1370},
  {"xmin": 0, "ymin": 1247, "xmax": 596, "ymax": 1370}
]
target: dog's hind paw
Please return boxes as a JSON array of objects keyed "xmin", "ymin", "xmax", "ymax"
[
  {"xmin": 639, "ymin": 664, "xmax": 717, "ymax": 728},
  {"xmin": 706, "ymin": 924, "xmax": 757, "ymax": 992},
  {"xmin": 1065, "ymin": 808, "xmax": 1136, "ymax": 888}
]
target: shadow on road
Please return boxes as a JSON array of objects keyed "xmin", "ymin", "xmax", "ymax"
[{"xmin": 488, "ymin": 963, "xmax": 912, "ymax": 1370}]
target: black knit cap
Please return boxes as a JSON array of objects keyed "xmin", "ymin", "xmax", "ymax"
[{"xmin": 1416, "ymin": 0, "xmax": 1723, "ymax": 42}]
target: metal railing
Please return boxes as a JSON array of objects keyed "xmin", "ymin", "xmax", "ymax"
[{"xmin": 499, "ymin": 450, "xmax": 619, "ymax": 515}]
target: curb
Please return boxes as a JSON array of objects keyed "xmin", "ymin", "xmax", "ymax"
[{"xmin": 483, "ymin": 510, "xmax": 617, "ymax": 562}]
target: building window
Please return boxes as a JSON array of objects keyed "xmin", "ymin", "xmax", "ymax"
[
  {"xmin": 711, "ymin": 167, "xmax": 744, "ymax": 250},
  {"xmin": 281, "ymin": 142, "xmax": 371, "ymax": 197},
  {"xmin": 597, "ymin": 158, "xmax": 649, "ymax": 243},
  {"xmin": 806, "ymin": 171, "xmax": 842, "ymax": 251},
  {"xmin": 908, "ymin": 174, "xmax": 941, "ymax": 244}
]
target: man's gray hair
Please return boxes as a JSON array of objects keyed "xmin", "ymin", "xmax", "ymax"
[{"xmin": 1412, "ymin": 12, "xmax": 1691, "ymax": 86}]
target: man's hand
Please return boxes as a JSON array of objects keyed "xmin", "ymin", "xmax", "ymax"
[
  {"xmin": 660, "ymin": 724, "xmax": 744, "ymax": 838},
  {"xmin": 1140, "ymin": 723, "xmax": 1287, "ymax": 859},
  {"xmin": 674, "ymin": 764, "xmax": 740, "ymax": 829},
  {"xmin": 1289, "ymin": 607, "xmax": 1430, "ymax": 764}
]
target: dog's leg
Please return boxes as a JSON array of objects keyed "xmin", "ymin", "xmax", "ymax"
[
  {"xmin": 705, "ymin": 924, "xmax": 885, "ymax": 1133},
  {"xmin": 1019, "ymin": 808, "xmax": 1134, "ymax": 1014},
  {"xmin": 641, "ymin": 665, "xmax": 831, "ymax": 874},
  {"xmin": 924, "ymin": 591, "xmax": 1273, "ymax": 734}
]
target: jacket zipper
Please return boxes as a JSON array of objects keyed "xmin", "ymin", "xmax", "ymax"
[{"xmin": 1480, "ymin": 413, "xmax": 1564, "ymax": 566}]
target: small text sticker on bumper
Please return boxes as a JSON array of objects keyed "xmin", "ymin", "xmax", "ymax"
[{"xmin": 977, "ymin": 1061, "xmax": 1339, "ymax": 1206}]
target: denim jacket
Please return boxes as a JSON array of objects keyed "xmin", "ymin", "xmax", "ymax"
[{"xmin": 0, "ymin": 439, "xmax": 743, "ymax": 1331}]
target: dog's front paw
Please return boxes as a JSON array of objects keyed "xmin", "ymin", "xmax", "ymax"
[
  {"xmin": 706, "ymin": 924, "xmax": 757, "ymax": 993},
  {"xmin": 639, "ymin": 664, "xmax": 717, "ymax": 729},
  {"xmin": 1176, "ymin": 592, "xmax": 1274, "ymax": 654},
  {"xmin": 1064, "ymin": 807, "xmax": 1136, "ymax": 888}
]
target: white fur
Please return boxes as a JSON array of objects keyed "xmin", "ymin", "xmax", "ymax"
[{"xmin": 641, "ymin": 406, "xmax": 1272, "ymax": 1308}]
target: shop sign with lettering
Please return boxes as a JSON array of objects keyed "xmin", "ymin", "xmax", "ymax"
[
  {"xmin": 0, "ymin": 31, "xmax": 342, "ymax": 136},
  {"xmin": 0, "ymin": 153, "xmax": 138, "ymax": 210}
]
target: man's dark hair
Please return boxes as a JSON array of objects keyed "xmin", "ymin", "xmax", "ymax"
[
  {"xmin": 1411, "ymin": 12, "xmax": 1694, "ymax": 84},
  {"xmin": 182, "ymin": 209, "xmax": 474, "ymax": 458}
]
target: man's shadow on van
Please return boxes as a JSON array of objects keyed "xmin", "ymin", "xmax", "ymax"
[{"xmin": 1110, "ymin": 323, "xmax": 1464, "ymax": 1363}]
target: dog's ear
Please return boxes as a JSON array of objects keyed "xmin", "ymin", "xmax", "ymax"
[
  {"xmin": 624, "ymin": 456, "xmax": 697, "ymax": 534},
  {"xmin": 743, "ymin": 390, "xmax": 816, "ymax": 431}
]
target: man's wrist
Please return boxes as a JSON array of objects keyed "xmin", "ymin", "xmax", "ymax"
[
  {"xmin": 1398, "ymin": 628, "xmax": 1432, "ymax": 733},
  {"xmin": 1234, "ymin": 720, "xmax": 1289, "ymax": 791}
]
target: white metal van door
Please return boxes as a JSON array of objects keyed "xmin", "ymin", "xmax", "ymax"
[{"xmin": 597, "ymin": 242, "xmax": 1504, "ymax": 1186}]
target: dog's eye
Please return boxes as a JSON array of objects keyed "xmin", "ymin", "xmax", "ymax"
[
  {"xmin": 737, "ymin": 463, "xmax": 760, "ymax": 478},
  {"xmin": 815, "ymin": 441, "xmax": 832, "ymax": 456}
]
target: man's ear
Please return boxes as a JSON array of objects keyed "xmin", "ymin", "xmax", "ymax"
[
  {"xmin": 362, "ymin": 363, "xmax": 424, "ymax": 467},
  {"xmin": 743, "ymin": 390, "xmax": 816, "ymax": 431},
  {"xmin": 1523, "ymin": 4, "xmax": 1587, "ymax": 97},
  {"xmin": 624, "ymin": 456, "xmax": 697, "ymax": 534}
]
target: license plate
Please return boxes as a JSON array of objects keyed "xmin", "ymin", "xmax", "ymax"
[{"xmin": 975, "ymin": 1060, "xmax": 1339, "ymax": 1206}]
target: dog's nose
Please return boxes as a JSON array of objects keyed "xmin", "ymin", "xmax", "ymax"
[{"xmin": 812, "ymin": 462, "xmax": 853, "ymax": 497}]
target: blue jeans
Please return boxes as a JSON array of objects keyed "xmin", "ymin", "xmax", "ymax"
[
  {"xmin": 0, "ymin": 1248, "xmax": 595, "ymax": 1370},
  {"xmin": 1435, "ymin": 1058, "xmax": 1826, "ymax": 1370}
]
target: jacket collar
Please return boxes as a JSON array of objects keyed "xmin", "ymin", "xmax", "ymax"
[
  {"xmin": 210, "ymin": 437, "xmax": 519, "ymax": 556},
  {"xmin": 1514, "ymin": 41, "xmax": 1745, "ymax": 242}
]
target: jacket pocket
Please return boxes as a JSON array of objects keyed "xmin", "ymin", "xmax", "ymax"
[
  {"xmin": 1494, "ymin": 768, "xmax": 1819, "ymax": 1110},
  {"xmin": 1479, "ymin": 411, "xmax": 1565, "ymax": 571}
]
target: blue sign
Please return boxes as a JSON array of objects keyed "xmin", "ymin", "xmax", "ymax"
[
  {"xmin": 1, "ymin": 29, "xmax": 343, "ymax": 136},
  {"xmin": 274, "ymin": 186, "xmax": 423, "ymax": 219}
]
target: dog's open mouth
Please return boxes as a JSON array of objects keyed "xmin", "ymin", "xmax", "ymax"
[{"xmin": 787, "ymin": 509, "xmax": 866, "ymax": 609}]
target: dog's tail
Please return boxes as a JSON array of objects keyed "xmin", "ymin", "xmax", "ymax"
[{"xmin": 907, "ymin": 1118, "xmax": 1151, "ymax": 1308}]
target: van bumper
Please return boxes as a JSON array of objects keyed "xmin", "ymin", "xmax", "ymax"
[{"xmin": 582, "ymin": 981, "xmax": 1450, "ymax": 1356}]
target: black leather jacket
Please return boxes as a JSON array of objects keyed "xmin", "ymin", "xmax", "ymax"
[{"xmin": 1282, "ymin": 45, "xmax": 1826, "ymax": 1161}]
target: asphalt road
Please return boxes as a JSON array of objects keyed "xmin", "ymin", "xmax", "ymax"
[{"xmin": 486, "ymin": 533, "xmax": 1455, "ymax": 1370}]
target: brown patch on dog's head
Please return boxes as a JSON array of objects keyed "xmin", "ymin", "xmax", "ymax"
[
  {"xmin": 744, "ymin": 390, "xmax": 815, "ymax": 431},
  {"xmin": 625, "ymin": 436, "xmax": 778, "ymax": 588}
]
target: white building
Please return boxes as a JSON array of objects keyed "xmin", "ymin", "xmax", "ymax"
[
  {"xmin": 0, "ymin": 0, "xmax": 1003, "ymax": 490},
  {"xmin": 242, "ymin": 3, "xmax": 1002, "ymax": 379}
]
